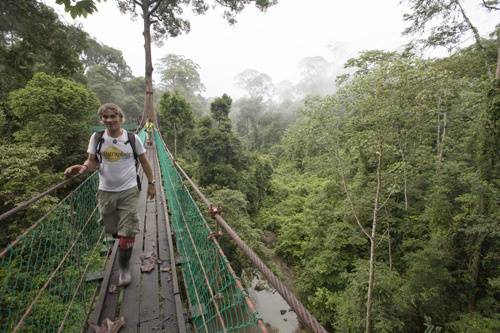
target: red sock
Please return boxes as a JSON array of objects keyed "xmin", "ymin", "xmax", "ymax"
[{"xmin": 118, "ymin": 236, "xmax": 135, "ymax": 249}]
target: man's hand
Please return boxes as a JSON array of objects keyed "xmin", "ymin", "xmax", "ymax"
[
  {"xmin": 147, "ymin": 183, "xmax": 156, "ymax": 200},
  {"xmin": 64, "ymin": 164, "xmax": 87, "ymax": 178}
]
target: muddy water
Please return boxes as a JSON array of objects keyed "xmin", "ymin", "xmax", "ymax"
[{"xmin": 248, "ymin": 277, "xmax": 301, "ymax": 333}]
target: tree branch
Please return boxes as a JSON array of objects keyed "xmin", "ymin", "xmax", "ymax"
[
  {"xmin": 148, "ymin": 0, "xmax": 162, "ymax": 17},
  {"xmin": 482, "ymin": 0, "xmax": 500, "ymax": 10},
  {"xmin": 377, "ymin": 189, "xmax": 395, "ymax": 212},
  {"xmin": 133, "ymin": 0, "xmax": 143, "ymax": 7},
  {"xmin": 340, "ymin": 173, "xmax": 372, "ymax": 240},
  {"xmin": 454, "ymin": 0, "xmax": 495, "ymax": 79},
  {"xmin": 454, "ymin": 0, "xmax": 485, "ymax": 51},
  {"xmin": 371, "ymin": 150, "xmax": 382, "ymax": 240}
]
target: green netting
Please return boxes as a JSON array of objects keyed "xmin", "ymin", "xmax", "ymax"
[
  {"xmin": 138, "ymin": 129, "xmax": 147, "ymax": 144},
  {"xmin": 0, "ymin": 173, "xmax": 105, "ymax": 332},
  {"xmin": 155, "ymin": 131, "xmax": 261, "ymax": 333}
]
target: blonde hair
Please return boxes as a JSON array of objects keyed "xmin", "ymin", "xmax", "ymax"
[{"xmin": 97, "ymin": 103, "xmax": 125, "ymax": 123}]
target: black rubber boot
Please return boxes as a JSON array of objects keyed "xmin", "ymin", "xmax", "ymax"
[{"xmin": 118, "ymin": 247, "xmax": 132, "ymax": 287}]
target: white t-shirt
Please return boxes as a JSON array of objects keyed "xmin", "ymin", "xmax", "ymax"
[{"xmin": 87, "ymin": 129, "xmax": 146, "ymax": 192}]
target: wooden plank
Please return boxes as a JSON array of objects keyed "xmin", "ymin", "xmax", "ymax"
[
  {"xmin": 98, "ymin": 258, "xmax": 120, "ymax": 324},
  {"xmin": 87, "ymin": 241, "xmax": 118, "ymax": 332},
  {"xmin": 155, "ymin": 167, "xmax": 179, "ymax": 332},
  {"xmin": 138, "ymin": 200, "xmax": 160, "ymax": 329},
  {"xmin": 137, "ymin": 148, "xmax": 161, "ymax": 331},
  {"xmin": 85, "ymin": 271, "xmax": 104, "ymax": 282},
  {"xmin": 119, "ymin": 168, "xmax": 148, "ymax": 333},
  {"xmin": 154, "ymin": 145, "xmax": 187, "ymax": 333}
]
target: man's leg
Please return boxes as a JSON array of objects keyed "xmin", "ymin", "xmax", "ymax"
[
  {"xmin": 116, "ymin": 187, "xmax": 140, "ymax": 287},
  {"xmin": 97, "ymin": 190, "xmax": 119, "ymax": 236},
  {"xmin": 117, "ymin": 236, "xmax": 134, "ymax": 286}
]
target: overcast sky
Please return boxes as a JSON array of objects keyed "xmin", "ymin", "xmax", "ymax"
[{"xmin": 46, "ymin": 0, "xmax": 499, "ymax": 98}]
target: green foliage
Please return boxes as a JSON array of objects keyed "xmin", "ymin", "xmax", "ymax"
[
  {"xmin": 208, "ymin": 188, "xmax": 269, "ymax": 272},
  {"xmin": 193, "ymin": 113, "xmax": 246, "ymax": 188},
  {"xmin": 334, "ymin": 261, "xmax": 405, "ymax": 333},
  {"xmin": 158, "ymin": 90, "xmax": 194, "ymax": 155},
  {"xmin": 0, "ymin": 104, "xmax": 5, "ymax": 130},
  {"xmin": 82, "ymin": 37, "xmax": 144, "ymax": 124},
  {"xmin": 403, "ymin": 0, "xmax": 470, "ymax": 49},
  {"xmin": 112, "ymin": 0, "xmax": 276, "ymax": 43},
  {"xmin": 210, "ymin": 93, "xmax": 233, "ymax": 123},
  {"xmin": 82, "ymin": 37, "xmax": 132, "ymax": 81},
  {"xmin": 0, "ymin": 143, "xmax": 60, "ymax": 247},
  {"xmin": 254, "ymin": 41, "xmax": 499, "ymax": 330},
  {"xmin": 448, "ymin": 312, "xmax": 500, "ymax": 333},
  {"xmin": 158, "ymin": 54, "xmax": 205, "ymax": 97},
  {"xmin": 55, "ymin": 0, "xmax": 102, "ymax": 18},
  {"xmin": 8, "ymin": 72, "xmax": 99, "ymax": 168},
  {"xmin": 0, "ymin": 0, "xmax": 87, "ymax": 99}
]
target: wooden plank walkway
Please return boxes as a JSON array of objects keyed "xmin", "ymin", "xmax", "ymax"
[{"xmin": 87, "ymin": 144, "xmax": 185, "ymax": 333}]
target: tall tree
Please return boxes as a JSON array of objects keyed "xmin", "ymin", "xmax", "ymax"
[
  {"xmin": 8, "ymin": 72, "xmax": 100, "ymax": 168},
  {"xmin": 158, "ymin": 90, "xmax": 194, "ymax": 156},
  {"xmin": 157, "ymin": 54, "xmax": 205, "ymax": 96},
  {"xmin": 82, "ymin": 37, "xmax": 133, "ymax": 81},
  {"xmin": 210, "ymin": 93, "xmax": 232, "ymax": 124},
  {"xmin": 157, "ymin": 53, "xmax": 206, "ymax": 114},
  {"xmin": 296, "ymin": 56, "xmax": 335, "ymax": 97},
  {"xmin": 58, "ymin": 0, "xmax": 277, "ymax": 124},
  {"xmin": 194, "ymin": 95, "xmax": 246, "ymax": 188},
  {"xmin": 0, "ymin": 0, "xmax": 87, "ymax": 136},
  {"xmin": 404, "ymin": 2, "xmax": 500, "ymax": 319},
  {"xmin": 235, "ymin": 69, "xmax": 275, "ymax": 99},
  {"xmin": 403, "ymin": 0, "xmax": 498, "ymax": 77}
]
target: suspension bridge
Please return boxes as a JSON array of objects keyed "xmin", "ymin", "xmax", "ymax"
[{"xmin": 0, "ymin": 129, "xmax": 328, "ymax": 333}]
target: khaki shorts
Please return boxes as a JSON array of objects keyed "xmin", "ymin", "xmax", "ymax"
[{"xmin": 97, "ymin": 186, "xmax": 140, "ymax": 237}]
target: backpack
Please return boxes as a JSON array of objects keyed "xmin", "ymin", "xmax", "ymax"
[{"xmin": 94, "ymin": 130, "xmax": 142, "ymax": 191}]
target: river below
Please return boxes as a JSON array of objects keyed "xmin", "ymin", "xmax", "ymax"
[{"xmin": 247, "ymin": 277, "xmax": 302, "ymax": 333}]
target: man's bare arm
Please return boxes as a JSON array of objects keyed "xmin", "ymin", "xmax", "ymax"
[
  {"xmin": 138, "ymin": 154, "xmax": 156, "ymax": 199},
  {"xmin": 64, "ymin": 154, "xmax": 99, "ymax": 177}
]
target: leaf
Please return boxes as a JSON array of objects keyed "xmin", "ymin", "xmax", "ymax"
[
  {"xmin": 140, "ymin": 252, "xmax": 157, "ymax": 273},
  {"xmin": 108, "ymin": 285, "xmax": 117, "ymax": 294},
  {"xmin": 91, "ymin": 317, "xmax": 125, "ymax": 333}
]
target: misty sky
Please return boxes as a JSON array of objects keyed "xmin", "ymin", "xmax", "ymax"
[{"xmin": 46, "ymin": 0, "xmax": 499, "ymax": 98}]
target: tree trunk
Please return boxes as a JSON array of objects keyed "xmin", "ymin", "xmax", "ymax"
[
  {"xmin": 142, "ymin": 1, "xmax": 155, "ymax": 126},
  {"xmin": 455, "ymin": 0, "xmax": 493, "ymax": 79},
  {"xmin": 174, "ymin": 125, "xmax": 177, "ymax": 158},
  {"xmin": 398, "ymin": 141, "xmax": 409, "ymax": 210},
  {"xmin": 437, "ymin": 113, "xmax": 441, "ymax": 158},
  {"xmin": 365, "ymin": 149, "xmax": 382, "ymax": 333},
  {"xmin": 437, "ymin": 113, "xmax": 447, "ymax": 161},
  {"xmin": 496, "ymin": 40, "xmax": 500, "ymax": 80},
  {"xmin": 388, "ymin": 226, "xmax": 393, "ymax": 271},
  {"xmin": 468, "ymin": 234, "xmax": 486, "ymax": 311}
]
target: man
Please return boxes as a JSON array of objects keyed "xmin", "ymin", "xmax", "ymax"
[
  {"xmin": 144, "ymin": 118, "xmax": 154, "ymax": 146},
  {"xmin": 64, "ymin": 103, "xmax": 155, "ymax": 287}
]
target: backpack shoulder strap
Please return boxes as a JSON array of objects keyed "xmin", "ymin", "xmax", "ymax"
[
  {"xmin": 125, "ymin": 132, "xmax": 142, "ymax": 191},
  {"xmin": 126, "ymin": 132, "xmax": 138, "ymax": 165},
  {"xmin": 94, "ymin": 130, "xmax": 105, "ymax": 163}
]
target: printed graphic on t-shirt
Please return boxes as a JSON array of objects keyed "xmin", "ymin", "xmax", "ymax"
[{"xmin": 101, "ymin": 146, "xmax": 131, "ymax": 162}]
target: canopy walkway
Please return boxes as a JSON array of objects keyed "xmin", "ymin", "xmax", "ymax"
[{"xmin": 0, "ymin": 130, "xmax": 327, "ymax": 333}]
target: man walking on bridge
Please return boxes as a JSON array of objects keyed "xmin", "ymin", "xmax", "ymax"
[
  {"xmin": 64, "ymin": 103, "xmax": 156, "ymax": 287},
  {"xmin": 144, "ymin": 118, "xmax": 154, "ymax": 146}
]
